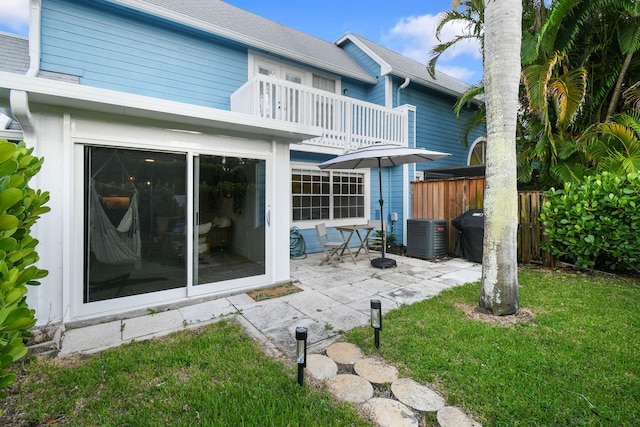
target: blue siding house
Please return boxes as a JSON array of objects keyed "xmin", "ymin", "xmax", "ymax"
[{"xmin": 0, "ymin": 0, "xmax": 484, "ymax": 324}]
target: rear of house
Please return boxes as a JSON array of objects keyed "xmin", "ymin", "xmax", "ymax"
[{"xmin": 0, "ymin": 0, "xmax": 483, "ymax": 326}]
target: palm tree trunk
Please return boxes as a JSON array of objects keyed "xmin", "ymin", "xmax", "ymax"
[
  {"xmin": 478, "ymin": 0, "xmax": 521, "ymax": 315},
  {"xmin": 605, "ymin": 40, "xmax": 638, "ymax": 122}
]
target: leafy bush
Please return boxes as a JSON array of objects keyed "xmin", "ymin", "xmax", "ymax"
[
  {"xmin": 540, "ymin": 172, "xmax": 640, "ymax": 271},
  {"xmin": 0, "ymin": 139, "xmax": 49, "ymax": 404}
]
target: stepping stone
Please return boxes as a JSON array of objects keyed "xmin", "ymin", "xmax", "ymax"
[
  {"xmin": 326, "ymin": 342, "xmax": 364, "ymax": 365},
  {"xmin": 354, "ymin": 358, "xmax": 398, "ymax": 384},
  {"xmin": 361, "ymin": 398, "xmax": 419, "ymax": 427},
  {"xmin": 437, "ymin": 406, "xmax": 482, "ymax": 427},
  {"xmin": 306, "ymin": 354, "xmax": 337, "ymax": 380},
  {"xmin": 391, "ymin": 378, "xmax": 446, "ymax": 412},
  {"xmin": 325, "ymin": 374, "xmax": 373, "ymax": 403}
]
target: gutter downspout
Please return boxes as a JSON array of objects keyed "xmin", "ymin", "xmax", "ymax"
[
  {"xmin": 10, "ymin": 0, "xmax": 42, "ymax": 140},
  {"xmin": 396, "ymin": 77, "xmax": 410, "ymax": 108}
]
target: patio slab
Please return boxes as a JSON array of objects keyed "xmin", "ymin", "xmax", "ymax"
[{"xmin": 57, "ymin": 255, "xmax": 481, "ymax": 360}]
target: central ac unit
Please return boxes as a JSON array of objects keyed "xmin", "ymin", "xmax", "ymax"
[{"xmin": 406, "ymin": 219, "xmax": 447, "ymax": 260}]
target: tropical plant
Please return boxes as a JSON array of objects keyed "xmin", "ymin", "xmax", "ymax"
[
  {"xmin": 431, "ymin": 0, "xmax": 640, "ymax": 189},
  {"xmin": 540, "ymin": 171, "xmax": 640, "ymax": 272},
  {"xmin": 581, "ymin": 111, "xmax": 640, "ymax": 175},
  {"xmin": 0, "ymin": 139, "xmax": 49, "ymax": 407}
]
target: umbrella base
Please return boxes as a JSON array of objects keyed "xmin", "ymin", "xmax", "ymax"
[{"xmin": 371, "ymin": 257, "xmax": 397, "ymax": 269}]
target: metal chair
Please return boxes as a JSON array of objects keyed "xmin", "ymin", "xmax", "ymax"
[
  {"xmin": 366, "ymin": 219, "xmax": 383, "ymax": 252},
  {"xmin": 315, "ymin": 223, "xmax": 346, "ymax": 267}
]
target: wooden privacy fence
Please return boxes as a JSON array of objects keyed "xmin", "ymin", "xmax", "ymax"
[{"xmin": 412, "ymin": 178, "xmax": 550, "ymax": 265}]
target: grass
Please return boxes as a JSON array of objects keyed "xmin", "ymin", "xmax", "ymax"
[
  {"xmin": 3, "ymin": 319, "xmax": 372, "ymax": 426},
  {"xmin": 4, "ymin": 268, "xmax": 639, "ymax": 426},
  {"xmin": 347, "ymin": 268, "xmax": 640, "ymax": 426}
]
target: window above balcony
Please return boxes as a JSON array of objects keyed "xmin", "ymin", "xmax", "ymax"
[{"xmin": 249, "ymin": 52, "xmax": 341, "ymax": 94}]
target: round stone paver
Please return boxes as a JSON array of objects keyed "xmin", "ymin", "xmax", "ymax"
[
  {"xmin": 437, "ymin": 406, "xmax": 482, "ymax": 427},
  {"xmin": 354, "ymin": 358, "xmax": 398, "ymax": 384},
  {"xmin": 325, "ymin": 374, "xmax": 373, "ymax": 403},
  {"xmin": 391, "ymin": 378, "xmax": 446, "ymax": 412},
  {"xmin": 326, "ymin": 342, "xmax": 364, "ymax": 365},
  {"xmin": 306, "ymin": 354, "xmax": 338, "ymax": 380},
  {"xmin": 361, "ymin": 398, "xmax": 419, "ymax": 427}
]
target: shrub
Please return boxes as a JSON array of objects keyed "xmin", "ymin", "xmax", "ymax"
[
  {"xmin": 540, "ymin": 171, "xmax": 640, "ymax": 272},
  {"xmin": 0, "ymin": 139, "xmax": 49, "ymax": 404}
]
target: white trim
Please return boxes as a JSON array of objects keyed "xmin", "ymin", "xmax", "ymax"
[
  {"xmin": 385, "ymin": 75, "xmax": 393, "ymax": 108},
  {"xmin": 290, "ymin": 161, "xmax": 371, "ymax": 228},
  {"xmin": 467, "ymin": 136, "xmax": 487, "ymax": 165},
  {"xmin": 27, "ymin": 0, "xmax": 42, "ymax": 77},
  {"xmin": 336, "ymin": 33, "xmax": 393, "ymax": 76},
  {"xmin": 68, "ymin": 122, "xmax": 276, "ymax": 321}
]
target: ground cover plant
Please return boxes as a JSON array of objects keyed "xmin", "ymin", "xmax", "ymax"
[
  {"xmin": 2, "ymin": 319, "xmax": 372, "ymax": 426},
  {"xmin": 348, "ymin": 268, "xmax": 640, "ymax": 426}
]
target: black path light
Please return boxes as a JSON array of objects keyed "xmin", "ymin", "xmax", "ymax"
[
  {"xmin": 295, "ymin": 327, "xmax": 308, "ymax": 386},
  {"xmin": 370, "ymin": 299, "xmax": 382, "ymax": 348}
]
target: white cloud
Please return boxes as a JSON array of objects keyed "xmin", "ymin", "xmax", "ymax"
[
  {"xmin": 0, "ymin": 0, "xmax": 29, "ymax": 35},
  {"xmin": 382, "ymin": 13, "xmax": 482, "ymax": 83},
  {"xmin": 437, "ymin": 65, "xmax": 477, "ymax": 82}
]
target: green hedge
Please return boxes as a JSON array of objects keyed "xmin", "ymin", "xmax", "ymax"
[
  {"xmin": 0, "ymin": 139, "xmax": 49, "ymax": 404},
  {"xmin": 540, "ymin": 172, "xmax": 640, "ymax": 271}
]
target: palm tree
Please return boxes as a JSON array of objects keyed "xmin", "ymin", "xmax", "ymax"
[
  {"xmin": 478, "ymin": 0, "xmax": 522, "ymax": 315},
  {"xmin": 582, "ymin": 111, "xmax": 640, "ymax": 175},
  {"xmin": 431, "ymin": 0, "xmax": 640, "ymax": 188}
]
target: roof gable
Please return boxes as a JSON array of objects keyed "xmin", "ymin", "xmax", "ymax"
[{"xmin": 337, "ymin": 33, "xmax": 474, "ymax": 97}]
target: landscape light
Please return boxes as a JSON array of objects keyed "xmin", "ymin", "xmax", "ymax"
[
  {"xmin": 295, "ymin": 327, "xmax": 308, "ymax": 386},
  {"xmin": 370, "ymin": 299, "xmax": 382, "ymax": 349}
]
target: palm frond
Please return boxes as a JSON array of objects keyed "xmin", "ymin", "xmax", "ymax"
[
  {"xmin": 549, "ymin": 67, "xmax": 587, "ymax": 127},
  {"xmin": 623, "ymin": 83, "xmax": 640, "ymax": 110}
]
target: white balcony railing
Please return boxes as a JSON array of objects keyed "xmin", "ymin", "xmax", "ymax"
[{"xmin": 230, "ymin": 75, "xmax": 409, "ymax": 150}]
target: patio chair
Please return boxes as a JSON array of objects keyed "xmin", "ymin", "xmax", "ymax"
[
  {"xmin": 315, "ymin": 223, "xmax": 346, "ymax": 267},
  {"xmin": 366, "ymin": 219, "xmax": 383, "ymax": 252}
]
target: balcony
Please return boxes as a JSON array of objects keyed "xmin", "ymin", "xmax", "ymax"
[{"xmin": 230, "ymin": 75, "xmax": 410, "ymax": 151}]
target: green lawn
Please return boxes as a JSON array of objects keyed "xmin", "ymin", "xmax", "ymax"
[
  {"xmin": 4, "ymin": 268, "xmax": 639, "ymax": 426},
  {"xmin": 347, "ymin": 268, "xmax": 640, "ymax": 426},
  {"xmin": 3, "ymin": 320, "xmax": 372, "ymax": 426}
]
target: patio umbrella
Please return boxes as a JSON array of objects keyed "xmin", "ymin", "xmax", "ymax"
[{"xmin": 319, "ymin": 143, "xmax": 450, "ymax": 269}]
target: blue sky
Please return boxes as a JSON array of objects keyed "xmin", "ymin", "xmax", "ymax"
[{"xmin": 0, "ymin": 0, "xmax": 483, "ymax": 84}]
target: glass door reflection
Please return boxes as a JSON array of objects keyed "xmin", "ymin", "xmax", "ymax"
[{"xmin": 193, "ymin": 155, "xmax": 266, "ymax": 285}]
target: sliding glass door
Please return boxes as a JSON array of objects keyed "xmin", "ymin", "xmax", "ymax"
[
  {"xmin": 84, "ymin": 147, "xmax": 187, "ymax": 303},
  {"xmin": 193, "ymin": 155, "xmax": 266, "ymax": 286},
  {"xmin": 84, "ymin": 147, "xmax": 267, "ymax": 303}
]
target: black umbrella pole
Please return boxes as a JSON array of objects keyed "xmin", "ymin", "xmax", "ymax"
[{"xmin": 371, "ymin": 159, "xmax": 396, "ymax": 269}]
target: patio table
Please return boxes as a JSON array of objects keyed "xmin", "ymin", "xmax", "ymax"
[{"xmin": 336, "ymin": 224, "xmax": 375, "ymax": 263}]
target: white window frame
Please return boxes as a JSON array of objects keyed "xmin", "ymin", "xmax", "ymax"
[
  {"xmin": 468, "ymin": 137, "xmax": 487, "ymax": 165},
  {"xmin": 291, "ymin": 162, "xmax": 369, "ymax": 228},
  {"xmin": 249, "ymin": 52, "xmax": 341, "ymax": 93}
]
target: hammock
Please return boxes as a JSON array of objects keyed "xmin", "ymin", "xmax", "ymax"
[{"xmin": 89, "ymin": 153, "xmax": 142, "ymax": 269}]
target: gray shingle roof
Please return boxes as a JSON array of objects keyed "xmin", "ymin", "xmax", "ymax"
[
  {"xmin": 125, "ymin": 0, "xmax": 472, "ymax": 95},
  {"xmin": 0, "ymin": 32, "xmax": 79, "ymax": 83},
  {"xmin": 339, "ymin": 33, "xmax": 473, "ymax": 97},
  {"xmin": 122, "ymin": 0, "xmax": 377, "ymax": 83},
  {"xmin": 0, "ymin": 32, "xmax": 29, "ymax": 74}
]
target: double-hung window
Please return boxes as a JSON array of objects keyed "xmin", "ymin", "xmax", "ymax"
[{"xmin": 292, "ymin": 168, "xmax": 365, "ymax": 222}]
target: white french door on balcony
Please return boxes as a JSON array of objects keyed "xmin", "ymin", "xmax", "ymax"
[{"xmin": 255, "ymin": 60, "xmax": 304, "ymax": 121}]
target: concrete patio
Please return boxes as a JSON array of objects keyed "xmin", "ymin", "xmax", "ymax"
[{"xmin": 57, "ymin": 252, "xmax": 482, "ymax": 358}]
